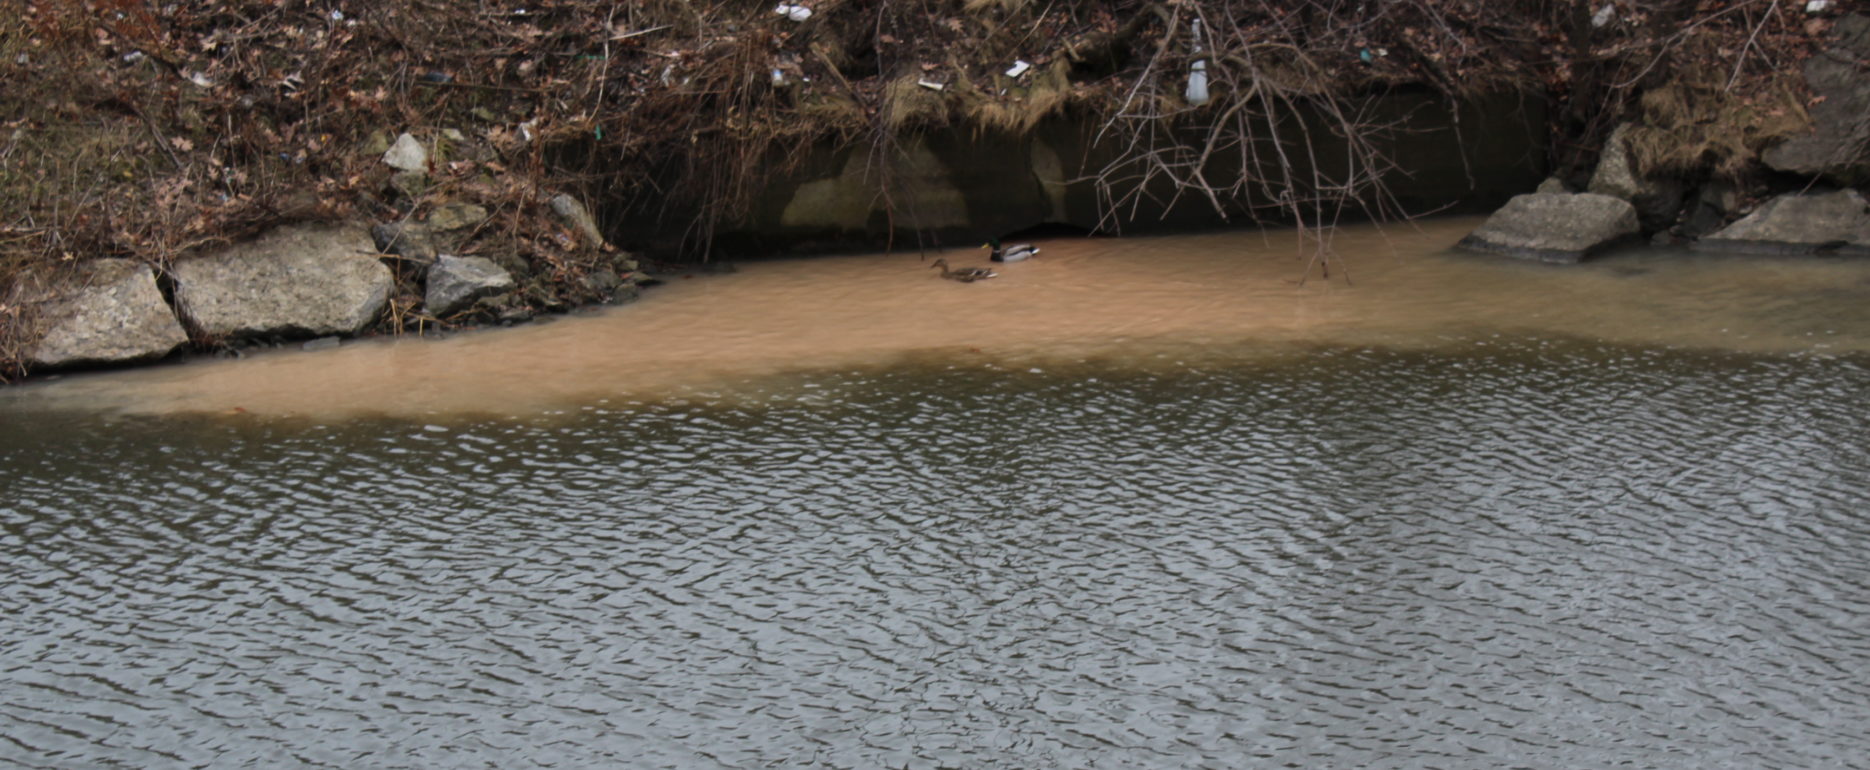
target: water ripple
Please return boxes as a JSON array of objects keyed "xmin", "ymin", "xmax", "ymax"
[{"xmin": 2, "ymin": 342, "xmax": 1869, "ymax": 768}]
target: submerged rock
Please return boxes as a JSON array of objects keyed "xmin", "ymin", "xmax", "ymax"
[
  {"xmin": 425, "ymin": 255, "xmax": 515, "ymax": 316},
  {"xmin": 1763, "ymin": 14, "xmax": 1870, "ymax": 184},
  {"xmin": 19, "ymin": 259, "xmax": 187, "ymax": 369},
  {"xmin": 1456, "ymin": 192, "xmax": 1640, "ymax": 263},
  {"xmin": 172, "ymin": 223, "xmax": 392, "ymax": 338},
  {"xmin": 1695, "ymin": 189, "xmax": 1870, "ymax": 255}
]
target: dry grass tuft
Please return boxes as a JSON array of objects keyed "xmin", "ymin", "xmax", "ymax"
[
  {"xmin": 883, "ymin": 75, "xmax": 952, "ymax": 131},
  {"xmin": 1627, "ymin": 73, "xmax": 1811, "ymax": 179},
  {"xmin": 955, "ymin": 60, "xmax": 1077, "ymax": 134},
  {"xmin": 965, "ymin": 0, "xmax": 1035, "ymax": 15}
]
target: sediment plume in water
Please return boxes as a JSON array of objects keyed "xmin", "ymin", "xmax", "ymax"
[{"xmin": 6, "ymin": 217, "xmax": 1870, "ymax": 419}]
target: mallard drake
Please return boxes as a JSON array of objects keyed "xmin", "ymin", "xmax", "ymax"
[
  {"xmin": 985, "ymin": 238, "xmax": 1041, "ymax": 263},
  {"xmin": 930, "ymin": 258, "xmax": 997, "ymax": 282}
]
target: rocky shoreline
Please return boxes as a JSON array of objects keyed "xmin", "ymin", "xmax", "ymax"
[
  {"xmin": 1462, "ymin": 14, "xmax": 1870, "ymax": 263},
  {"xmin": 7, "ymin": 11, "xmax": 1867, "ymax": 380},
  {"xmin": 10, "ymin": 188, "xmax": 645, "ymax": 373}
]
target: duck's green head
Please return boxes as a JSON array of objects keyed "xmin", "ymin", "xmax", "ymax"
[{"xmin": 983, "ymin": 238, "xmax": 1001, "ymax": 249}]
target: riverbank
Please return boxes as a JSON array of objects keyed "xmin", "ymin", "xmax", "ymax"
[{"xmin": 3, "ymin": 3, "xmax": 1861, "ymax": 381}]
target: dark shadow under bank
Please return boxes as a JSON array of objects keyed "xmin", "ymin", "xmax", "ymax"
[{"xmin": 602, "ymin": 89, "xmax": 1548, "ymax": 260}]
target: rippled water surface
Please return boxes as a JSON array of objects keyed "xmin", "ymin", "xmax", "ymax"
[{"xmin": 4, "ymin": 223, "xmax": 1870, "ymax": 768}]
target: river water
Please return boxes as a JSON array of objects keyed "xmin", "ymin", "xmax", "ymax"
[{"xmin": 3, "ymin": 220, "xmax": 1869, "ymax": 767}]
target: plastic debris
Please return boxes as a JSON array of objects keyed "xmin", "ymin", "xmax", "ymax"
[
  {"xmin": 771, "ymin": 68, "xmax": 786, "ymax": 85},
  {"xmin": 1186, "ymin": 19, "xmax": 1210, "ymax": 106},
  {"xmin": 917, "ymin": 79, "xmax": 944, "ymax": 91},
  {"xmin": 1592, "ymin": 3, "xmax": 1615, "ymax": 27},
  {"xmin": 1005, "ymin": 60, "xmax": 1031, "ymax": 78},
  {"xmin": 1806, "ymin": 0, "xmax": 1831, "ymax": 11},
  {"xmin": 774, "ymin": 4, "xmax": 811, "ymax": 22},
  {"xmin": 1185, "ymin": 60, "xmax": 1209, "ymax": 106}
]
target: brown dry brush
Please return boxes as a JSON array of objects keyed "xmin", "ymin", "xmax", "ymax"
[
  {"xmin": 633, "ymin": 0, "xmax": 1818, "ymax": 228},
  {"xmin": 1083, "ymin": 0, "xmax": 1822, "ymax": 278},
  {"xmin": 0, "ymin": 0, "xmax": 656, "ymax": 377},
  {"xmin": 0, "ymin": 0, "xmax": 1835, "ymax": 378}
]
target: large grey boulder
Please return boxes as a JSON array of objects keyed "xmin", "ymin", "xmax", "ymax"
[
  {"xmin": 18, "ymin": 259, "xmax": 187, "ymax": 368},
  {"xmin": 424, "ymin": 255, "xmax": 515, "ymax": 316},
  {"xmin": 1588, "ymin": 123, "xmax": 1683, "ymax": 230},
  {"xmin": 1695, "ymin": 189, "xmax": 1870, "ymax": 255},
  {"xmin": 1456, "ymin": 192, "xmax": 1640, "ymax": 263},
  {"xmin": 1763, "ymin": 15, "xmax": 1870, "ymax": 184},
  {"xmin": 172, "ymin": 223, "xmax": 392, "ymax": 338}
]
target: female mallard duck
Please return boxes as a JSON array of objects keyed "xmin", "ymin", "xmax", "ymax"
[
  {"xmin": 930, "ymin": 258, "xmax": 997, "ymax": 282},
  {"xmin": 984, "ymin": 238, "xmax": 1041, "ymax": 263}
]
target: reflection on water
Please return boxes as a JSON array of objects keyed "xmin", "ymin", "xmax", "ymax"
[
  {"xmin": 3, "ymin": 217, "xmax": 1868, "ymax": 418},
  {"xmin": 3, "ymin": 221, "xmax": 1870, "ymax": 767}
]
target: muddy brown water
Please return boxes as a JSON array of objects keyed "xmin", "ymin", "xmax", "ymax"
[
  {"xmin": 6, "ymin": 217, "xmax": 1869, "ymax": 418},
  {"xmin": 3, "ymin": 218, "xmax": 1869, "ymax": 767}
]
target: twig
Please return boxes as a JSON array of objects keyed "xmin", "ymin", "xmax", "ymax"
[
  {"xmin": 610, "ymin": 25, "xmax": 672, "ymax": 41},
  {"xmin": 129, "ymin": 104, "xmax": 187, "ymax": 172},
  {"xmin": 414, "ymin": 80, "xmax": 545, "ymax": 94},
  {"xmin": 1728, "ymin": 0, "xmax": 1780, "ymax": 90}
]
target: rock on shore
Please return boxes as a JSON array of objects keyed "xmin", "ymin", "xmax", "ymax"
[
  {"xmin": 1456, "ymin": 192, "xmax": 1640, "ymax": 263},
  {"xmin": 21, "ymin": 259, "xmax": 188, "ymax": 368},
  {"xmin": 426, "ymin": 255, "xmax": 515, "ymax": 316},
  {"xmin": 172, "ymin": 224, "xmax": 392, "ymax": 339},
  {"xmin": 1763, "ymin": 14, "xmax": 1870, "ymax": 184},
  {"xmin": 1695, "ymin": 190, "xmax": 1870, "ymax": 255}
]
